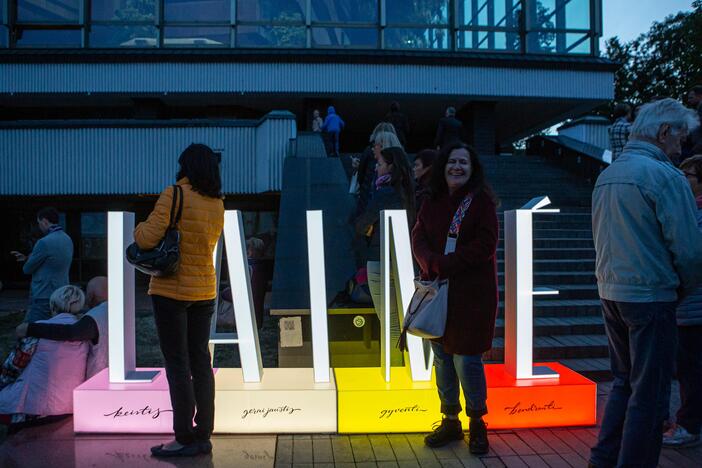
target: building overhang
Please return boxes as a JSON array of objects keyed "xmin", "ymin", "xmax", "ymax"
[{"xmin": 0, "ymin": 50, "xmax": 615, "ymax": 102}]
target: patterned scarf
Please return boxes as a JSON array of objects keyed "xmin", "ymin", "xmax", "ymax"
[{"xmin": 448, "ymin": 195, "xmax": 473, "ymax": 237}]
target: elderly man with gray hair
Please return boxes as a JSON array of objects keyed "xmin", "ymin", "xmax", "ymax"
[{"xmin": 590, "ymin": 98, "xmax": 702, "ymax": 468}]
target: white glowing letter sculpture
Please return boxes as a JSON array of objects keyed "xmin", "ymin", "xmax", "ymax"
[
  {"xmin": 210, "ymin": 210, "xmax": 263, "ymax": 382},
  {"xmin": 380, "ymin": 210, "xmax": 433, "ymax": 382},
  {"xmin": 107, "ymin": 212, "xmax": 159, "ymax": 383},
  {"xmin": 305, "ymin": 211, "xmax": 331, "ymax": 383},
  {"xmin": 504, "ymin": 197, "xmax": 560, "ymax": 379}
]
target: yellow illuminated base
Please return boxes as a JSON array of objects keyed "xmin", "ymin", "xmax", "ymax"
[
  {"xmin": 214, "ymin": 368, "xmax": 337, "ymax": 433},
  {"xmin": 335, "ymin": 364, "xmax": 596, "ymax": 433}
]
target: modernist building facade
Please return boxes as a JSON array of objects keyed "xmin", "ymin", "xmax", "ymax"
[{"xmin": 0, "ymin": 0, "xmax": 614, "ymax": 285}]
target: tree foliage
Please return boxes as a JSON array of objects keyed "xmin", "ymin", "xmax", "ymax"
[{"xmin": 606, "ymin": 1, "xmax": 702, "ymax": 105}]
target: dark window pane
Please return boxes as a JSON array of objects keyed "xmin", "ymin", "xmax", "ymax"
[
  {"xmin": 457, "ymin": 30, "xmax": 520, "ymax": 51},
  {"xmin": 91, "ymin": 0, "xmax": 156, "ymax": 22},
  {"xmin": 81, "ymin": 213, "xmax": 106, "ymax": 236},
  {"xmin": 386, "ymin": 0, "xmax": 448, "ymax": 25},
  {"xmin": 457, "ymin": 0, "xmax": 522, "ymax": 28},
  {"xmin": 164, "ymin": 0, "xmax": 230, "ymax": 22},
  {"xmin": 0, "ymin": 27, "xmax": 7, "ymax": 48},
  {"xmin": 90, "ymin": 25, "xmax": 158, "ymax": 47},
  {"xmin": 163, "ymin": 26, "xmax": 230, "ymax": 46},
  {"xmin": 311, "ymin": 0, "xmax": 377, "ymax": 23},
  {"xmin": 237, "ymin": 25, "xmax": 306, "ymax": 47},
  {"xmin": 237, "ymin": 0, "xmax": 305, "ymax": 23},
  {"xmin": 18, "ymin": 0, "xmax": 81, "ymax": 23},
  {"xmin": 384, "ymin": 27, "xmax": 448, "ymax": 49},
  {"xmin": 16, "ymin": 28, "xmax": 82, "ymax": 47},
  {"xmin": 312, "ymin": 27, "xmax": 377, "ymax": 48}
]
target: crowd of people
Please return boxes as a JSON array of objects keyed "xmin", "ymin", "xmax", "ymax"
[{"xmin": 2, "ymin": 90, "xmax": 702, "ymax": 463}]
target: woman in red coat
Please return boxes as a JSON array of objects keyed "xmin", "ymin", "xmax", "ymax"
[{"xmin": 411, "ymin": 142, "xmax": 498, "ymax": 454}]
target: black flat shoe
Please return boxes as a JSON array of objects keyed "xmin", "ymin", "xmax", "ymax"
[
  {"xmin": 150, "ymin": 443, "xmax": 202, "ymax": 458},
  {"xmin": 199, "ymin": 440, "xmax": 213, "ymax": 454}
]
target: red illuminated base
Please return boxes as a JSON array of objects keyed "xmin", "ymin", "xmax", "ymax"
[{"xmin": 483, "ymin": 362, "xmax": 597, "ymax": 429}]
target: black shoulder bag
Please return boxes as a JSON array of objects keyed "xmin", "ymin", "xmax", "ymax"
[{"xmin": 126, "ymin": 184, "xmax": 183, "ymax": 277}]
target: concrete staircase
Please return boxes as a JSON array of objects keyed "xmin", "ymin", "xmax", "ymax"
[{"xmin": 481, "ymin": 153, "xmax": 610, "ymax": 381}]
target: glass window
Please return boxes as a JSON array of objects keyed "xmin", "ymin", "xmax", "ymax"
[
  {"xmin": 457, "ymin": 0, "xmax": 522, "ymax": 28},
  {"xmin": 237, "ymin": 25, "xmax": 306, "ymax": 47},
  {"xmin": 91, "ymin": 0, "xmax": 156, "ymax": 22},
  {"xmin": 0, "ymin": 27, "xmax": 7, "ymax": 48},
  {"xmin": 531, "ymin": 0, "xmax": 556, "ymax": 31},
  {"xmin": 81, "ymin": 213, "xmax": 106, "ymax": 236},
  {"xmin": 16, "ymin": 28, "xmax": 82, "ymax": 47},
  {"xmin": 385, "ymin": 0, "xmax": 448, "ymax": 25},
  {"xmin": 457, "ymin": 30, "xmax": 520, "ymax": 51},
  {"xmin": 565, "ymin": 0, "xmax": 590, "ymax": 30},
  {"xmin": 237, "ymin": 0, "xmax": 305, "ymax": 23},
  {"xmin": 384, "ymin": 28, "xmax": 448, "ymax": 49},
  {"xmin": 165, "ymin": 0, "xmax": 230, "ymax": 22},
  {"xmin": 564, "ymin": 32, "xmax": 590, "ymax": 54},
  {"xmin": 163, "ymin": 26, "xmax": 230, "ymax": 46},
  {"xmin": 312, "ymin": 27, "xmax": 377, "ymax": 48},
  {"xmin": 311, "ymin": 0, "xmax": 377, "ymax": 24},
  {"xmin": 90, "ymin": 25, "xmax": 158, "ymax": 47},
  {"xmin": 17, "ymin": 0, "xmax": 81, "ymax": 23}
]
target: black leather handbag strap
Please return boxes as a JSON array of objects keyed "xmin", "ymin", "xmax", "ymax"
[{"xmin": 168, "ymin": 185, "xmax": 184, "ymax": 229}]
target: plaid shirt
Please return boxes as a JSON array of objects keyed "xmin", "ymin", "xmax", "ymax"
[{"xmin": 609, "ymin": 118, "xmax": 631, "ymax": 161}]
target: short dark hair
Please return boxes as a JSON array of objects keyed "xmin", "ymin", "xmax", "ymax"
[
  {"xmin": 176, "ymin": 143, "xmax": 223, "ymax": 199},
  {"xmin": 430, "ymin": 141, "xmax": 499, "ymax": 206},
  {"xmin": 691, "ymin": 85, "xmax": 702, "ymax": 95},
  {"xmin": 680, "ymin": 155, "xmax": 702, "ymax": 181},
  {"xmin": 37, "ymin": 207, "xmax": 60, "ymax": 224},
  {"xmin": 415, "ymin": 149, "xmax": 438, "ymax": 168},
  {"xmin": 613, "ymin": 103, "xmax": 631, "ymax": 120},
  {"xmin": 390, "ymin": 101, "xmax": 400, "ymax": 112}
]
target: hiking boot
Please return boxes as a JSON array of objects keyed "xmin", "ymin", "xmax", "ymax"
[
  {"xmin": 424, "ymin": 418, "xmax": 464, "ymax": 447},
  {"xmin": 662, "ymin": 424, "xmax": 701, "ymax": 448},
  {"xmin": 468, "ymin": 418, "xmax": 489, "ymax": 455}
]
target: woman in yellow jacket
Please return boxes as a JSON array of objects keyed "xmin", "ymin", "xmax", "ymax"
[{"xmin": 134, "ymin": 144, "xmax": 224, "ymax": 458}]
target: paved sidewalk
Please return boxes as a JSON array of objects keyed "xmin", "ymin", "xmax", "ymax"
[{"xmin": 0, "ymin": 383, "xmax": 700, "ymax": 467}]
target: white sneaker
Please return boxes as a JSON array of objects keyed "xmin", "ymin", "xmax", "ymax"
[{"xmin": 662, "ymin": 425, "xmax": 701, "ymax": 448}]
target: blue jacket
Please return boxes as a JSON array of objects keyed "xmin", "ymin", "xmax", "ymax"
[
  {"xmin": 592, "ymin": 140, "xmax": 702, "ymax": 303},
  {"xmin": 678, "ymin": 201, "xmax": 702, "ymax": 325},
  {"xmin": 23, "ymin": 227, "xmax": 73, "ymax": 300},
  {"xmin": 322, "ymin": 106, "xmax": 345, "ymax": 133}
]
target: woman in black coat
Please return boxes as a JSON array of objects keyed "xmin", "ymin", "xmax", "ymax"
[{"xmin": 412, "ymin": 142, "xmax": 499, "ymax": 454}]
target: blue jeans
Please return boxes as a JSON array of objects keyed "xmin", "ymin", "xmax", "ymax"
[
  {"xmin": 590, "ymin": 300, "xmax": 677, "ymax": 468},
  {"xmin": 431, "ymin": 341, "xmax": 488, "ymax": 419},
  {"xmin": 25, "ymin": 298, "xmax": 51, "ymax": 323}
]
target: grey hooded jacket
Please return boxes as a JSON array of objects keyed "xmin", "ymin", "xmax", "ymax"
[
  {"xmin": 23, "ymin": 227, "xmax": 73, "ymax": 300},
  {"xmin": 592, "ymin": 140, "xmax": 702, "ymax": 303}
]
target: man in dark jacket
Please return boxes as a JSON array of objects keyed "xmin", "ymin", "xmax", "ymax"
[
  {"xmin": 434, "ymin": 107, "xmax": 464, "ymax": 150},
  {"xmin": 384, "ymin": 101, "xmax": 410, "ymax": 148}
]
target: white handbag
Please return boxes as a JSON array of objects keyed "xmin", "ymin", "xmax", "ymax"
[{"xmin": 399, "ymin": 195, "xmax": 473, "ymax": 349}]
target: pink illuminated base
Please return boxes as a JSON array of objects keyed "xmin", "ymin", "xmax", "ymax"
[{"xmin": 74, "ymin": 368, "xmax": 173, "ymax": 433}]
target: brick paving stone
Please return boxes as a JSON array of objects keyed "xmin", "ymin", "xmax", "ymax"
[
  {"xmin": 501, "ymin": 455, "xmax": 529, "ymax": 467},
  {"xmin": 513, "ymin": 430, "xmax": 555, "ymax": 455},
  {"xmin": 350, "ymin": 435, "xmax": 376, "ymax": 462},
  {"xmin": 311, "ymin": 436, "xmax": 333, "ymax": 463},
  {"xmin": 539, "ymin": 453, "xmax": 571, "ymax": 468},
  {"xmin": 519, "ymin": 454, "xmax": 550, "ymax": 468},
  {"xmin": 499, "ymin": 433, "xmax": 536, "ymax": 456},
  {"xmin": 370, "ymin": 435, "xmax": 397, "ymax": 461},
  {"xmin": 292, "ymin": 437, "xmax": 313, "ymax": 464},
  {"xmin": 330, "ymin": 435, "xmax": 354, "ymax": 463},
  {"xmin": 276, "ymin": 437, "xmax": 293, "ymax": 464},
  {"xmin": 387, "ymin": 435, "xmax": 418, "ymax": 461}
]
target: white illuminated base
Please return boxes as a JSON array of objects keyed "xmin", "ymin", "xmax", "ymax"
[{"xmin": 215, "ymin": 368, "xmax": 336, "ymax": 433}]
